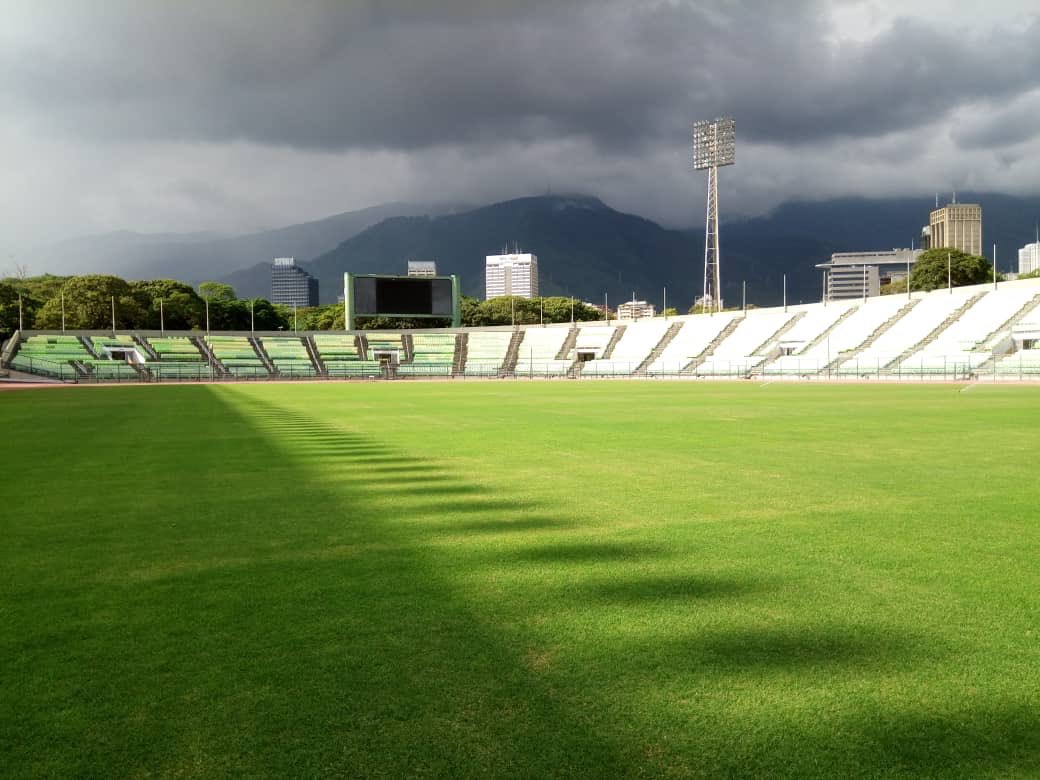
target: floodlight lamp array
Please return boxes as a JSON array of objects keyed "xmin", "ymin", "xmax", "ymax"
[{"xmin": 692, "ymin": 117, "xmax": 735, "ymax": 170}]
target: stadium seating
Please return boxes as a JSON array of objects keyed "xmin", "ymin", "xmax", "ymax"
[
  {"xmin": 645, "ymin": 313, "xmax": 739, "ymax": 375},
  {"xmin": 572, "ymin": 325, "xmax": 616, "ymax": 358},
  {"xmin": 142, "ymin": 336, "xmax": 212, "ymax": 380},
  {"xmin": 206, "ymin": 335, "xmax": 269, "ymax": 377},
  {"xmin": 695, "ymin": 310, "xmax": 797, "ymax": 376},
  {"xmin": 9, "ymin": 335, "xmax": 89, "ymax": 379},
  {"xmin": 261, "ymin": 336, "xmax": 317, "ymax": 377},
  {"xmin": 995, "ymin": 349, "xmax": 1040, "ymax": 376},
  {"xmin": 514, "ymin": 326, "xmax": 572, "ymax": 376},
  {"xmin": 899, "ymin": 290, "xmax": 1039, "ymax": 374},
  {"xmin": 766, "ymin": 296, "xmax": 907, "ymax": 374},
  {"xmin": 82, "ymin": 359, "xmax": 140, "ymax": 380},
  {"xmin": 313, "ymin": 334, "xmax": 381, "ymax": 377},
  {"xmin": 839, "ymin": 289, "xmax": 976, "ymax": 374},
  {"xmin": 90, "ymin": 335, "xmax": 141, "ymax": 355},
  {"xmin": 463, "ymin": 331, "xmax": 512, "ymax": 376},
  {"xmin": 582, "ymin": 319, "xmax": 669, "ymax": 376},
  {"xmin": 366, "ymin": 333, "xmax": 404, "ymax": 360},
  {"xmin": 761, "ymin": 303, "xmax": 857, "ymax": 375},
  {"xmin": 399, "ymin": 333, "xmax": 455, "ymax": 376}
]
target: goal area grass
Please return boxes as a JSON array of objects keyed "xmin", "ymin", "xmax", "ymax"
[{"xmin": 2, "ymin": 381, "xmax": 1039, "ymax": 776}]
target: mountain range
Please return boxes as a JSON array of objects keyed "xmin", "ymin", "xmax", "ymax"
[{"xmin": 17, "ymin": 193, "xmax": 1040, "ymax": 309}]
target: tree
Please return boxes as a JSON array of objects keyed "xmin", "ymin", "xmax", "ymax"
[
  {"xmin": 909, "ymin": 248, "xmax": 993, "ymax": 292},
  {"xmin": 0, "ymin": 281, "xmax": 26, "ymax": 339},
  {"xmin": 197, "ymin": 281, "xmax": 236, "ymax": 302},
  {"xmin": 659, "ymin": 307, "xmax": 678, "ymax": 317},
  {"xmin": 248, "ymin": 298, "xmax": 290, "ymax": 331},
  {"xmin": 129, "ymin": 279, "xmax": 205, "ymax": 330},
  {"xmin": 33, "ymin": 275, "xmax": 146, "ymax": 329}
]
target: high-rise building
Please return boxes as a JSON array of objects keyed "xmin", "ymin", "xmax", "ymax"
[
  {"xmin": 816, "ymin": 249, "xmax": 920, "ymax": 300},
  {"xmin": 407, "ymin": 260, "xmax": 437, "ymax": 277},
  {"xmin": 1019, "ymin": 242, "xmax": 1040, "ymax": 275},
  {"xmin": 271, "ymin": 257, "xmax": 319, "ymax": 307},
  {"xmin": 485, "ymin": 253, "xmax": 538, "ymax": 299},
  {"xmin": 929, "ymin": 203, "xmax": 982, "ymax": 256}
]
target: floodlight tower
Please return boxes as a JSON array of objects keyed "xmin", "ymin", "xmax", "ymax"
[{"xmin": 692, "ymin": 117, "xmax": 735, "ymax": 313}]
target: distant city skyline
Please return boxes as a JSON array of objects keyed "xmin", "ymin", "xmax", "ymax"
[{"xmin": 2, "ymin": 1, "xmax": 1040, "ymax": 251}]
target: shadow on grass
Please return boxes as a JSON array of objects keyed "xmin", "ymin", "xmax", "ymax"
[
  {"xmin": 580, "ymin": 573, "xmax": 772, "ymax": 604},
  {"xmin": 671, "ymin": 625, "xmax": 923, "ymax": 672},
  {"xmin": 448, "ymin": 516, "xmax": 575, "ymax": 534},
  {"xmin": 515, "ymin": 541, "xmax": 663, "ymax": 564}
]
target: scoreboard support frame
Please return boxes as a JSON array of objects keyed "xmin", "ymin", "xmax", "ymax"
[{"xmin": 343, "ymin": 273, "xmax": 461, "ymax": 331}]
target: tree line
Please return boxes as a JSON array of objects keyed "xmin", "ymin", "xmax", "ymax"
[{"xmin": 0, "ymin": 273, "xmax": 608, "ymax": 341}]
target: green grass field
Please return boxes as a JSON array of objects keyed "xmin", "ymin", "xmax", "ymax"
[{"xmin": 2, "ymin": 381, "xmax": 1039, "ymax": 777}]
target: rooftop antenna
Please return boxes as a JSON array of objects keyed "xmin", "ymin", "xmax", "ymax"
[
  {"xmin": 935, "ymin": 193, "xmax": 939, "ymax": 209},
  {"xmin": 952, "ymin": 190, "xmax": 957, "ymax": 205}
]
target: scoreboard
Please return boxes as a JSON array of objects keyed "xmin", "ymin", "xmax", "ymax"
[{"xmin": 343, "ymin": 273, "xmax": 461, "ymax": 329}]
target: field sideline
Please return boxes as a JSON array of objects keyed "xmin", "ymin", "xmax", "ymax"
[{"xmin": 2, "ymin": 382, "xmax": 1039, "ymax": 776}]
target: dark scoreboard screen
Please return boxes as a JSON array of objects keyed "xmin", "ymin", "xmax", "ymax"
[{"xmin": 353, "ymin": 276, "xmax": 454, "ymax": 316}]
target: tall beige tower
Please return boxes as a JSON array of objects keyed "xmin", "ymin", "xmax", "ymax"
[{"xmin": 929, "ymin": 203, "xmax": 982, "ymax": 256}]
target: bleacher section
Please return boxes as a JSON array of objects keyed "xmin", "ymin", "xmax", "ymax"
[
  {"xmin": 572, "ymin": 325, "xmax": 616, "ymax": 359},
  {"xmin": 838, "ymin": 290, "xmax": 976, "ymax": 375},
  {"xmin": 900, "ymin": 290, "xmax": 1039, "ymax": 374},
  {"xmin": 261, "ymin": 337, "xmax": 317, "ymax": 377},
  {"xmin": 514, "ymin": 327, "xmax": 572, "ymax": 376},
  {"xmin": 144, "ymin": 336, "xmax": 212, "ymax": 380},
  {"xmin": 583, "ymin": 320, "xmax": 669, "ymax": 377},
  {"xmin": 645, "ymin": 313, "xmax": 739, "ymax": 375},
  {"xmin": 765, "ymin": 296, "xmax": 908, "ymax": 375},
  {"xmin": 695, "ymin": 310, "xmax": 797, "ymax": 376},
  {"xmin": 312, "ymin": 334, "xmax": 381, "ymax": 378},
  {"xmin": 761, "ymin": 303, "xmax": 856, "ymax": 374},
  {"xmin": 400, "ymin": 334, "xmax": 455, "ymax": 377},
  {"xmin": 463, "ymin": 331, "xmax": 512, "ymax": 376},
  {"xmin": 995, "ymin": 349, "xmax": 1040, "ymax": 376},
  {"xmin": 366, "ymin": 333, "xmax": 404, "ymax": 360},
  {"xmin": 9, "ymin": 335, "xmax": 87, "ymax": 379},
  {"xmin": 206, "ymin": 335, "xmax": 269, "ymax": 378}
]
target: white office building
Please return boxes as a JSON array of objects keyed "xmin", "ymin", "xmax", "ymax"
[
  {"xmin": 408, "ymin": 260, "xmax": 437, "ymax": 277},
  {"xmin": 1018, "ymin": 242, "xmax": 1040, "ymax": 275},
  {"xmin": 485, "ymin": 253, "xmax": 539, "ymax": 299},
  {"xmin": 617, "ymin": 300, "xmax": 657, "ymax": 320}
]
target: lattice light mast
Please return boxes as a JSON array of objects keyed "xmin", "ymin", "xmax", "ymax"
[{"xmin": 692, "ymin": 117, "xmax": 735, "ymax": 313}]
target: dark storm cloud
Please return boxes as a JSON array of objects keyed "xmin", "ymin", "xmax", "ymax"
[{"xmin": 5, "ymin": 1, "xmax": 1039, "ymax": 155}]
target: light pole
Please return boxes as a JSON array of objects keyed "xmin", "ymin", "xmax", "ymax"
[
  {"xmin": 539, "ymin": 297, "xmax": 543, "ymax": 326},
  {"xmin": 61, "ymin": 290, "xmax": 66, "ymax": 333},
  {"xmin": 907, "ymin": 244, "xmax": 912, "ymax": 301},
  {"xmin": 993, "ymin": 243, "xmax": 998, "ymax": 289},
  {"xmin": 663, "ymin": 286, "xmax": 667, "ymax": 319},
  {"xmin": 692, "ymin": 116, "xmax": 735, "ymax": 315},
  {"xmin": 742, "ymin": 280, "xmax": 746, "ymax": 314},
  {"xmin": 293, "ymin": 303, "xmax": 298, "ymax": 333},
  {"xmin": 205, "ymin": 298, "xmax": 210, "ymax": 334},
  {"xmin": 159, "ymin": 298, "xmax": 164, "ymax": 334},
  {"xmin": 603, "ymin": 292, "xmax": 608, "ymax": 323},
  {"xmin": 18, "ymin": 294, "xmax": 23, "ymax": 331},
  {"xmin": 250, "ymin": 300, "xmax": 255, "ymax": 333},
  {"xmin": 782, "ymin": 274, "xmax": 787, "ymax": 313},
  {"xmin": 570, "ymin": 296, "xmax": 574, "ymax": 324},
  {"xmin": 948, "ymin": 252, "xmax": 952, "ymax": 294}
]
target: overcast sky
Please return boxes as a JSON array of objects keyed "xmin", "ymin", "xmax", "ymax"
[{"xmin": 3, "ymin": 0, "xmax": 1039, "ymax": 253}]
